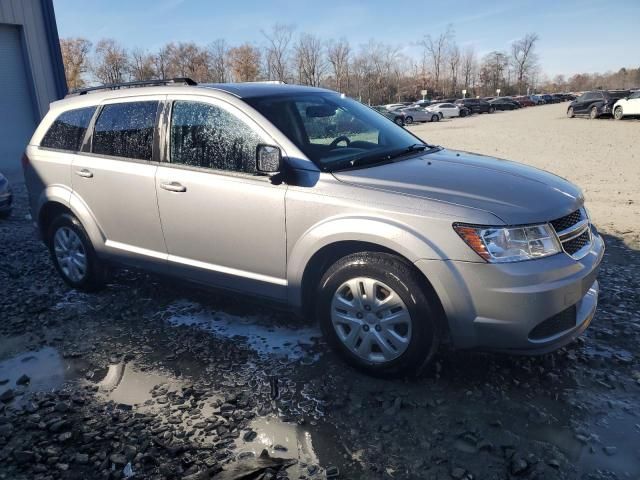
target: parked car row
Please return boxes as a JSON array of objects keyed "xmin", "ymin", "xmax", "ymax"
[
  {"xmin": 567, "ymin": 90, "xmax": 640, "ymax": 120},
  {"xmin": 376, "ymin": 92, "xmax": 577, "ymax": 125}
]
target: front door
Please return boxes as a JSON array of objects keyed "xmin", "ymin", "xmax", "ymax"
[
  {"xmin": 155, "ymin": 96, "xmax": 287, "ymax": 300},
  {"xmin": 72, "ymin": 98, "xmax": 167, "ymax": 268}
]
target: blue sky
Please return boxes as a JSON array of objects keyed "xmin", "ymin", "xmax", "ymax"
[{"xmin": 53, "ymin": 0, "xmax": 639, "ymax": 77}]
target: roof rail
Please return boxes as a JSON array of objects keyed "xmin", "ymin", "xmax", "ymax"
[{"xmin": 66, "ymin": 77, "xmax": 197, "ymax": 97}]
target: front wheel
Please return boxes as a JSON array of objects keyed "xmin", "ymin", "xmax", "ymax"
[
  {"xmin": 488, "ymin": 107, "xmax": 495, "ymax": 114},
  {"xmin": 614, "ymin": 106, "xmax": 623, "ymax": 120},
  {"xmin": 47, "ymin": 213, "xmax": 108, "ymax": 292},
  {"xmin": 316, "ymin": 253, "xmax": 440, "ymax": 376},
  {"xmin": 431, "ymin": 114, "xmax": 440, "ymax": 122},
  {"xmin": 590, "ymin": 106, "xmax": 599, "ymax": 119},
  {"xmin": 404, "ymin": 116, "xmax": 413, "ymax": 125},
  {"xmin": 567, "ymin": 107, "xmax": 575, "ymax": 118}
]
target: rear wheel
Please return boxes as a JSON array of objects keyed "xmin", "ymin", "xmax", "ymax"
[
  {"xmin": 404, "ymin": 116, "xmax": 413, "ymax": 125},
  {"xmin": 590, "ymin": 106, "xmax": 599, "ymax": 119},
  {"xmin": 394, "ymin": 117, "xmax": 404, "ymax": 126},
  {"xmin": 488, "ymin": 107, "xmax": 495, "ymax": 113},
  {"xmin": 316, "ymin": 252, "xmax": 440, "ymax": 376},
  {"xmin": 47, "ymin": 213, "xmax": 108, "ymax": 292},
  {"xmin": 567, "ymin": 106, "xmax": 575, "ymax": 118},
  {"xmin": 614, "ymin": 106, "xmax": 624, "ymax": 120}
]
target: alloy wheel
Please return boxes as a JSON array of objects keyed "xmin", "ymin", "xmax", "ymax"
[
  {"xmin": 330, "ymin": 277, "xmax": 412, "ymax": 363},
  {"xmin": 53, "ymin": 226, "xmax": 87, "ymax": 282}
]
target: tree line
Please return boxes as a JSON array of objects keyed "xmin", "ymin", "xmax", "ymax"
[{"xmin": 60, "ymin": 25, "xmax": 639, "ymax": 105}]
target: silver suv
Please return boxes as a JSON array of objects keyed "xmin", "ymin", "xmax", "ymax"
[{"xmin": 24, "ymin": 79, "xmax": 604, "ymax": 375}]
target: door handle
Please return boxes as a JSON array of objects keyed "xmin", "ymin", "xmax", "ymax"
[
  {"xmin": 75, "ymin": 169, "xmax": 93, "ymax": 178},
  {"xmin": 160, "ymin": 181, "xmax": 187, "ymax": 193}
]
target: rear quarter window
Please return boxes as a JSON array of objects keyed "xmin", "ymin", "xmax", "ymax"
[
  {"xmin": 92, "ymin": 101, "xmax": 158, "ymax": 161},
  {"xmin": 40, "ymin": 106, "xmax": 96, "ymax": 151}
]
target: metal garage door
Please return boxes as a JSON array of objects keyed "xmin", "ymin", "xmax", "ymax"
[{"xmin": 0, "ymin": 24, "xmax": 36, "ymax": 179}]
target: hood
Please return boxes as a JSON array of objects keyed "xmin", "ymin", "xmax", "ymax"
[{"xmin": 333, "ymin": 149, "xmax": 583, "ymax": 225}]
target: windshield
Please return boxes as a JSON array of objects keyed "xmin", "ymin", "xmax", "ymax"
[
  {"xmin": 606, "ymin": 91, "xmax": 630, "ymax": 99},
  {"xmin": 246, "ymin": 92, "xmax": 430, "ymax": 171}
]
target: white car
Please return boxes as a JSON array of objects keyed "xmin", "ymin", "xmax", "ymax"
[
  {"xmin": 425, "ymin": 103, "xmax": 462, "ymax": 118},
  {"xmin": 399, "ymin": 106, "xmax": 440, "ymax": 124},
  {"xmin": 613, "ymin": 91, "xmax": 640, "ymax": 120}
]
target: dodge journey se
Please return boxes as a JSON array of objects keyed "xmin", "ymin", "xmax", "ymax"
[{"xmin": 23, "ymin": 79, "xmax": 604, "ymax": 375}]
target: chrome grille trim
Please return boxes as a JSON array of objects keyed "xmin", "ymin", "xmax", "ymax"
[{"xmin": 550, "ymin": 208, "xmax": 592, "ymax": 260}]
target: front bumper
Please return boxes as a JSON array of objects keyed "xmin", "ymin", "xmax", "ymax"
[{"xmin": 415, "ymin": 231, "xmax": 604, "ymax": 353}]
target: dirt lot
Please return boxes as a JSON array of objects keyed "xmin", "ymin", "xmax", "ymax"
[
  {"xmin": 409, "ymin": 103, "xmax": 640, "ymax": 241},
  {"xmin": 0, "ymin": 105, "xmax": 639, "ymax": 480}
]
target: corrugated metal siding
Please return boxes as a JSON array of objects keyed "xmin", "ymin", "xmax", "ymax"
[
  {"xmin": 0, "ymin": 0, "xmax": 63, "ymax": 119},
  {"xmin": 0, "ymin": 24, "xmax": 37, "ymax": 176}
]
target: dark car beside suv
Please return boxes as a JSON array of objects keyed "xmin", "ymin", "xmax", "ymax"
[
  {"xmin": 455, "ymin": 98, "xmax": 495, "ymax": 114},
  {"xmin": 567, "ymin": 90, "xmax": 630, "ymax": 119}
]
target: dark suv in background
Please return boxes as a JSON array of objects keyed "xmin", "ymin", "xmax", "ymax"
[
  {"xmin": 567, "ymin": 90, "xmax": 630, "ymax": 119},
  {"xmin": 454, "ymin": 98, "xmax": 495, "ymax": 114}
]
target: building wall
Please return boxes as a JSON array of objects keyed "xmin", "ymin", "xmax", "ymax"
[{"xmin": 0, "ymin": 0, "xmax": 66, "ymax": 119}]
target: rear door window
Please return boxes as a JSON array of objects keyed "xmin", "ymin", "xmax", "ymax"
[
  {"xmin": 41, "ymin": 106, "xmax": 96, "ymax": 152},
  {"xmin": 92, "ymin": 101, "xmax": 158, "ymax": 160}
]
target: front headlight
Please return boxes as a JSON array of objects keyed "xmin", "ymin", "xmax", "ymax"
[{"xmin": 453, "ymin": 223, "xmax": 561, "ymax": 263}]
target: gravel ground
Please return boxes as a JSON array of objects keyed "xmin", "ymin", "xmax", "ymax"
[{"xmin": 1, "ymin": 105, "xmax": 639, "ymax": 479}]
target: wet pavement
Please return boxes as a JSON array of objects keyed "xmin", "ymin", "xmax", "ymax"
[{"xmin": 1, "ymin": 184, "xmax": 639, "ymax": 479}]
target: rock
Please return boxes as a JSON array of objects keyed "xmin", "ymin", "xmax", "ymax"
[
  {"xmin": 54, "ymin": 401, "xmax": 71, "ymax": 413},
  {"xmin": 13, "ymin": 450, "xmax": 36, "ymax": 464},
  {"xmin": 603, "ymin": 446, "xmax": 617, "ymax": 456},
  {"xmin": 58, "ymin": 431, "xmax": 72, "ymax": 442},
  {"xmin": 75, "ymin": 453, "xmax": 89, "ymax": 464},
  {"xmin": 451, "ymin": 467, "xmax": 467, "ymax": 479},
  {"xmin": 16, "ymin": 374, "xmax": 30, "ymax": 385},
  {"xmin": 0, "ymin": 389, "xmax": 15, "ymax": 402},
  {"xmin": 273, "ymin": 444, "xmax": 287, "ymax": 452},
  {"xmin": 243, "ymin": 430, "xmax": 257, "ymax": 441},
  {"xmin": 510, "ymin": 457, "xmax": 529, "ymax": 476},
  {"xmin": 110, "ymin": 453, "xmax": 127, "ymax": 465},
  {"xmin": 326, "ymin": 465, "xmax": 340, "ymax": 478}
]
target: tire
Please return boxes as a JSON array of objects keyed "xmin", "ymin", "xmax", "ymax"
[
  {"xmin": 431, "ymin": 114, "xmax": 440, "ymax": 122},
  {"xmin": 404, "ymin": 116, "xmax": 413, "ymax": 125},
  {"xmin": 590, "ymin": 106, "xmax": 599, "ymax": 119},
  {"xmin": 488, "ymin": 107, "xmax": 495, "ymax": 114},
  {"xmin": 614, "ymin": 106, "xmax": 623, "ymax": 120},
  {"xmin": 567, "ymin": 107, "xmax": 575, "ymax": 118},
  {"xmin": 316, "ymin": 252, "xmax": 440, "ymax": 376},
  {"xmin": 394, "ymin": 117, "xmax": 404, "ymax": 126},
  {"xmin": 438, "ymin": 112, "xmax": 444, "ymax": 120},
  {"xmin": 47, "ymin": 213, "xmax": 108, "ymax": 292}
]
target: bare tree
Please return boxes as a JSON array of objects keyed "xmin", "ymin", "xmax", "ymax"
[
  {"xmin": 511, "ymin": 33, "xmax": 539, "ymax": 94},
  {"xmin": 154, "ymin": 45, "xmax": 171, "ymax": 80},
  {"xmin": 207, "ymin": 39, "xmax": 229, "ymax": 83},
  {"xmin": 262, "ymin": 23, "xmax": 295, "ymax": 82},
  {"xmin": 420, "ymin": 26, "xmax": 453, "ymax": 96},
  {"xmin": 461, "ymin": 46, "xmax": 477, "ymax": 93},
  {"xmin": 228, "ymin": 44, "xmax": 261, "ymax": 82},
  {"xmin": 479, "ymin": 51, "xmax": 508, "ymax": 96},
  {"xmin": 130, "ymin": 48, "xmax": 155, "ymax": 81},
  {"xmin": 59, "ymin": 37, "xmax": 92, "ymax": 90},
  {"xmin": 294, "ymin": 33, "xmax": 325, "ymax": 87},
  {"xmin": 326, "ymin": 38, "xmax": 350, "ymax": 92},
  {"xmin": 165, "ymin": 42, "xmax": 210, "ymax": 82},
  {"xmin": 92, "ymin": 39, "xmax": 129, "ymax": 84},
  {"xmin": 448, "ymin": 43, "xmax": 461, "ymax": 96}
]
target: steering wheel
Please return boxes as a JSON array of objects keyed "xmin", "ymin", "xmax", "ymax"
[{"xmin": 329, "ymin": 135, "xmax": 351, "ymax": 148}]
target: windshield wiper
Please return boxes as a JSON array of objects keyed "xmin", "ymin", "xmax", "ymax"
[
  {"xmin": 386, "ymin": 143, "xmax": 441, "ymax": 160},
  {"xmin": 326, "ymin": 143, "xmax": 441, "ymax": 172}
]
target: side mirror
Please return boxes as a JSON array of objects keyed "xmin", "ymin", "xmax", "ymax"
[{"xmin": 256, "ymin": 144, "xmax": 282, "ymax": 174}]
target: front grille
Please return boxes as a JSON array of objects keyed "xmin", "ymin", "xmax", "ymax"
[
  {"xmin": 550, "ymin": 209, "xmax": 583, "ymax": 232},
  {"xmin": 529, "ymin": 305, "xmax": 577, "ymax": 340},
  {"xmin": 563, "ymin": 230, "xmax": 590, "ymax": 255},
  {"xmin": 550, "ymin": 208, "xmax": 591, "ymax": 259}
]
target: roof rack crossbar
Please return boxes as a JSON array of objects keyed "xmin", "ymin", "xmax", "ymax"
[{"xmin": 66, "ymin": 77, "xmax": 197, "ymax": 97}]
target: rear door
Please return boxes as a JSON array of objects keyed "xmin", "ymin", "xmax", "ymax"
[
  {"xmin": 155, "ymin": 95, "xmax": 287, "ymax": 300},
  {"xmin": 72, "ymin": 96, "xmax": 167, "ymax": 269},
  {"xmin": 573, "ymin": 93, "xmax": 590, "ymax": 113}
]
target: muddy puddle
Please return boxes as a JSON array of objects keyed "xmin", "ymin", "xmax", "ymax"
[{"xmin": 162, "ymin": 299, "xmax": 322, "ymax": 362}]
